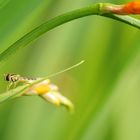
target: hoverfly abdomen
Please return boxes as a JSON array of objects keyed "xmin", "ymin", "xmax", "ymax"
[{"xmin": 20, "ymin": 77, "xmax": 38, "ymax": 84}]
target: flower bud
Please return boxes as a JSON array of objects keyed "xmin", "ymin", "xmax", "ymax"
[
  {"xmin": 25, "ymin": 79, "xmax": 74, "ymax": 112},
  {"xmin": 102, "ymin": 2, "xmax": 140, "ymax": 15}
]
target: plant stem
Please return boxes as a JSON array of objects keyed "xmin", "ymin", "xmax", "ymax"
[{"xmin": 0, "ymin": 3, "xmax": 140, "ymax": 64}]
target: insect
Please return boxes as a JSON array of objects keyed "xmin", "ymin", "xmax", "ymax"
[{"xmin": 4, "ymin": 73, "xmax": 38, "ymax": 89}]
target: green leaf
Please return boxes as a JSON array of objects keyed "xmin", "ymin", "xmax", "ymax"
[{"xmin": 0, "ymin": 3, "xmax": 140, "ymax": 65}]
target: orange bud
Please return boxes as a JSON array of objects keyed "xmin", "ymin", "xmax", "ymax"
[{"xmin": 123, "ymin": 1, "xmax": 140, "ymax": 14}]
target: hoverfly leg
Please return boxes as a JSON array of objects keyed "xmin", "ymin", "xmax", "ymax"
[
  {"xmin": 7, "ymin": 81, "xmax": 18, "ymax": 91},
  {"xmin": 7, "ymin": 82, "xmax": 13, "ymax": 91},
  {"xmin": 13, "ymin": 81, "xmax": 18, "ymax": 89}
]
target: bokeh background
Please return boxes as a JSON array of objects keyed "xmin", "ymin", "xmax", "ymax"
[{"xmin": 0, "ymin": 0, "xmax": 140, "ymax": 140}]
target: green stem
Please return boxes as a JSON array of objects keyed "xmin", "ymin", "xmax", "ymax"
[{"xmin": 0, "ymin": 3, "xmax": 140, "ymax": 64}]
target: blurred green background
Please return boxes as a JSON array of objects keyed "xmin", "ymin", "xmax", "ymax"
[{"xmin": 0, "ymin": 0, "xmax": 140, "ymax": 140}]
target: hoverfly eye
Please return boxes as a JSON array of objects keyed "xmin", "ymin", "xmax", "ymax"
[{"xmin": 5, "ymin": 74, "xmax": 10, "ymax": 81}]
